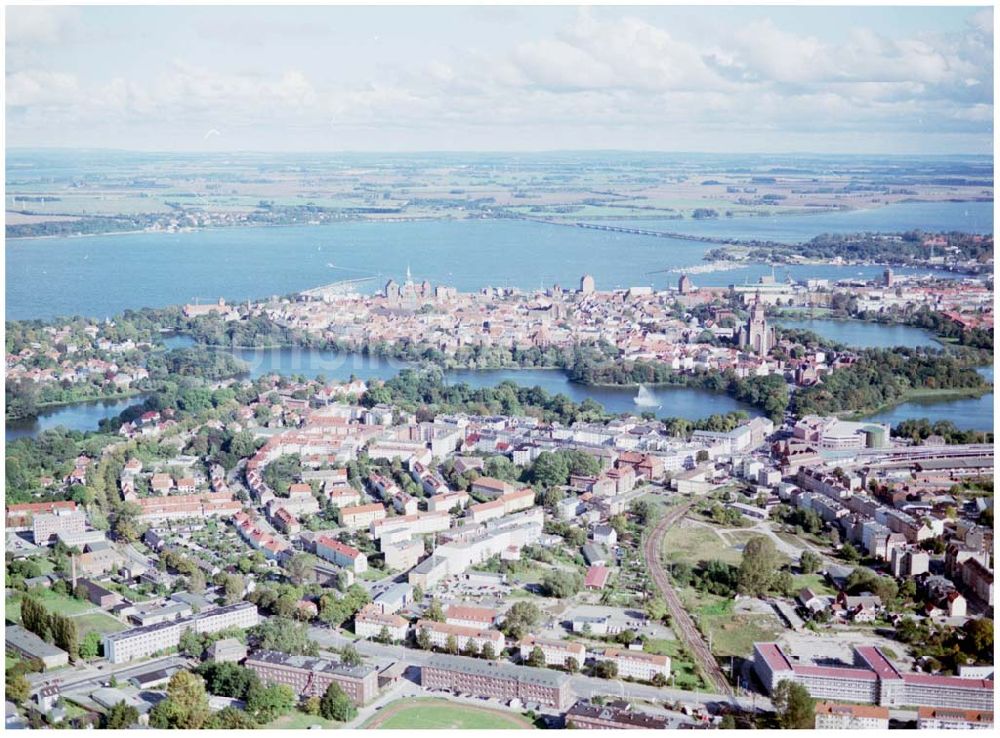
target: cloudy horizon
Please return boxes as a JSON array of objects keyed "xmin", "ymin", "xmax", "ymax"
[{"xmin": 5, "ymin": 5, "xmax": 994, "ymax": 154}]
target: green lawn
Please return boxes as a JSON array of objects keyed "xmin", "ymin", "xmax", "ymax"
[
  {"xmin": 643, "ymin": 638, "xmax": 707, "ymax": 691},
  {"xmin": 365, "ymin": 699, "xmax": 535, "ymax": 729},
  {"xmin": 72, "ymin": 613, "xmax": 126, "ymax": 638},
  {"xmin": 793, "ymin": 573, "xmax": 836, "ymax": 595},
  {"xmin": 7, "ymin": 589, "xmax": 95, "ymax": 620},
  {"xmin": 681, "ymin": 591, "xmax": 783, "ymax": 658},
  {"xmin": 661, "ymin": 524, "xmax": 742, "ymax": 567},
  {"xmin": 266, "ymin": 711, "xmax": 344, "ymax": 730}
]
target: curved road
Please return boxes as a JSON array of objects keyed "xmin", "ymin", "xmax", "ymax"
[{"xmin": 643, "ymin": 502, "xmax": 734, "ymax": 699}]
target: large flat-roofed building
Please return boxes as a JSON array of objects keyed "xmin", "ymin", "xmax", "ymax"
[
  {"xmin": 753, "ymin": 642, "xmax": 993, "ymax": 711},
  {"xmin": 382, "ymin": 538, "xmax": 423, "ymax": 571},
  {"xmin": 793, "ymin": 416, "xmax": 889, "ymax": 450},
  {"xmin": 814, "ymin": 702, "xmax": 890, "ymax": 730},
  {"xmin": 565, "ymin": 700, "xmax": 671, "ymax": 729},
  {"xmin": 370, "ymin": 510, "xmax": 450, "ymax": 540},
  {"xmin": 420, "ymin": 653, "xmax": 571, "ymax": 710},
  {"xmin": 103, "ymin": 619, "xmax": 184, "ymax": 665},
  {"xmin": 245, "ymin": 650, "xmax": 378, "ymax": 706},
  {"xmin": 32, "ymin": 509, "xmax": 87, "ymax": 545},
  {"xmin": 5, "ymin": 624, "xmax": 69, "ymax": 670},
  {"xmin": 917, "ymin": 707, "xmax": 994, "ymax": 730},
  {"xmin": 104, "ymin": 602, "xmax": 258, "ymax": 663}
]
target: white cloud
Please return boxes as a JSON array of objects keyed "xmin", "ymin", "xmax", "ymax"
[{"xmin": 4, "ymin": 7, "xmax": 992, "ymax": 151}]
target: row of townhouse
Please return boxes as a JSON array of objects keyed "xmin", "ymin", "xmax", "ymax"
[
  {"xmin": 232, "ymin": 511, "xmax": 291, "ymax": 559},
  {"xmin": 340, "ymin": 502, "xmax": 387, "ymax": 530},
  {"xmin": 135, "ymin": 493, "xmax": 242, "ymax": 523},
  {"xmin": 409, "ymin": 460, "xmax": 450, "ymax": 496}
]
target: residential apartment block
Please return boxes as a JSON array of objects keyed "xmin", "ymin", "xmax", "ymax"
[
  {"xmin": 814, "ymin": 702, "xmax": 890, "ymax": 730},
  {"xmin": 245, "ymin": 650, "xmax": 379, "ymax": 706},
  {"xmin": 753, "ymin": 643, "xmax": 993, "ymax": 711},
  {"xmin": 315, "ymin": 535, "xmax": 368, "ymax": 573},
  {"xmin": 420, "ymin": 653, "xmax": 571, "ymax": 709},
  {"xmin": 518, "ymin": 635, "xmax": 586, "ymax": 668},
  {"xmin": 415, "ymin": 619, "xmax": 505, "ymax": 653},
  {"xmin": 103, "ymin": 602, "xmax": 258, "ymax": 663},
  {"xmin": 604, "ymin": 648, "xmax": 670, "ymax": 681},
  {"xmin": 354, "ymin": 604, "xmax": 408, "ymax": 642}
]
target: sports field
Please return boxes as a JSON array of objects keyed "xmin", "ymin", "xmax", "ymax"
[{"xmin": 364, "ymin": 698, "xmax": 535, "ymax": 729}]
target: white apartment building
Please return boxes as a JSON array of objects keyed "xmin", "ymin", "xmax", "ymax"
[
  {"xmin": 814, "ymin": 703, "xmax": 890, "ymax": 730},
  {"xmin": 32, "ymin": 510, "xmax": 87, "ymax": 545},
  {"xmin": 415, "ymin": 620, "xmax": 505, "ymax": 654},
  {"xmin": 917, "ymin": 707, "xmax": 994, "ymax": 730},
  {"xmin": 427, "ymin": 490, "xmax": 469, "ymax": 512},
  {"xmin": 604, "ymin": 648, "xmax": 670, "ymax": 681},
  {"xmin": 370, "ymin": 510, "xmax": 450, "ymax": 540},
  {"xmin": 316, "ymin": 535, "xmax": 368, "ymax": 573},
  {"xmin": 354, "ymin": 604, "xmax": 408, "ymax": 642},
  {"xmin": 104, "ymin": 602, "xmax": 258, "ymax": 663},
  {"xmin": 382, "ymin": 538, "xmax": 424, "ymax": 571},
  {"xmin": 519, "ymin": 636, "xmax": 586, "ymax": 668},
  {"xmin": 444, "ymin": 605, "xmax": 497, "ymax": 629},
  {"xmin": 340, "ymin": 503, "xmax": 386, "ymax": 530}
]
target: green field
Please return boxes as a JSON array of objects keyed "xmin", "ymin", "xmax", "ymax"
[
  {"xmin": 793, "ymin": 573, "xmax": 836, "ymax": 595},
  {"xmin": 7, "ymin": 589, "xmax": 95, "ymax": 620},
  {"xmin": 643, "ymin": 638, "xmax": 708, "ymax": 691},
  {"xmin": 661, "ymin": 524, "xmax": 742, "ymax": 566},
  {"xmin": 681, "ymin": 591, "xmax": 783, "ymax": 658},
  {"xmin": 73, "ymin": 613, "xmax": 126, "ymax": 638},
  {"xmin": 365, "ymin": 699, "xmax": 535, "ymax": 729}
]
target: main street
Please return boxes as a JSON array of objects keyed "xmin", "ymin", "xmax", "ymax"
[{"xmin": 642, "ymin": 501, "xmax": 735, "ymax": 697}]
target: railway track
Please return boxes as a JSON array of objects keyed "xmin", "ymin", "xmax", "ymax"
[{"xmin": 643, "ymin": 502, "xmax": 734, "ymax": 698}]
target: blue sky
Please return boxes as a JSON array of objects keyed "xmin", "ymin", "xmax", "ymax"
[{"xmin": 5, "ymin": 5, "xmax": 994, "ymax": 153}]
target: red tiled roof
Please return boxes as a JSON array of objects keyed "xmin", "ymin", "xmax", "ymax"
[
  {"xmin": 756, "ymin": 643, "xmax": 794, "ymax": 673},
  {"xmin": 584, "ymin": 566, "xmax": 610, "ymax": 589},
  {"xmin": 903, "ymin": 673, "xmax": 993, "ymax": 690},
  {"xmin": 317, "ymin": 536, "xmax": 362, "ymax": 559}
]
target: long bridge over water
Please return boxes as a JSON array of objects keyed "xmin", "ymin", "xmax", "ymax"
[{"xmin": 516, "ymin": 216, "xmax": 784, "ymax": 248}]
